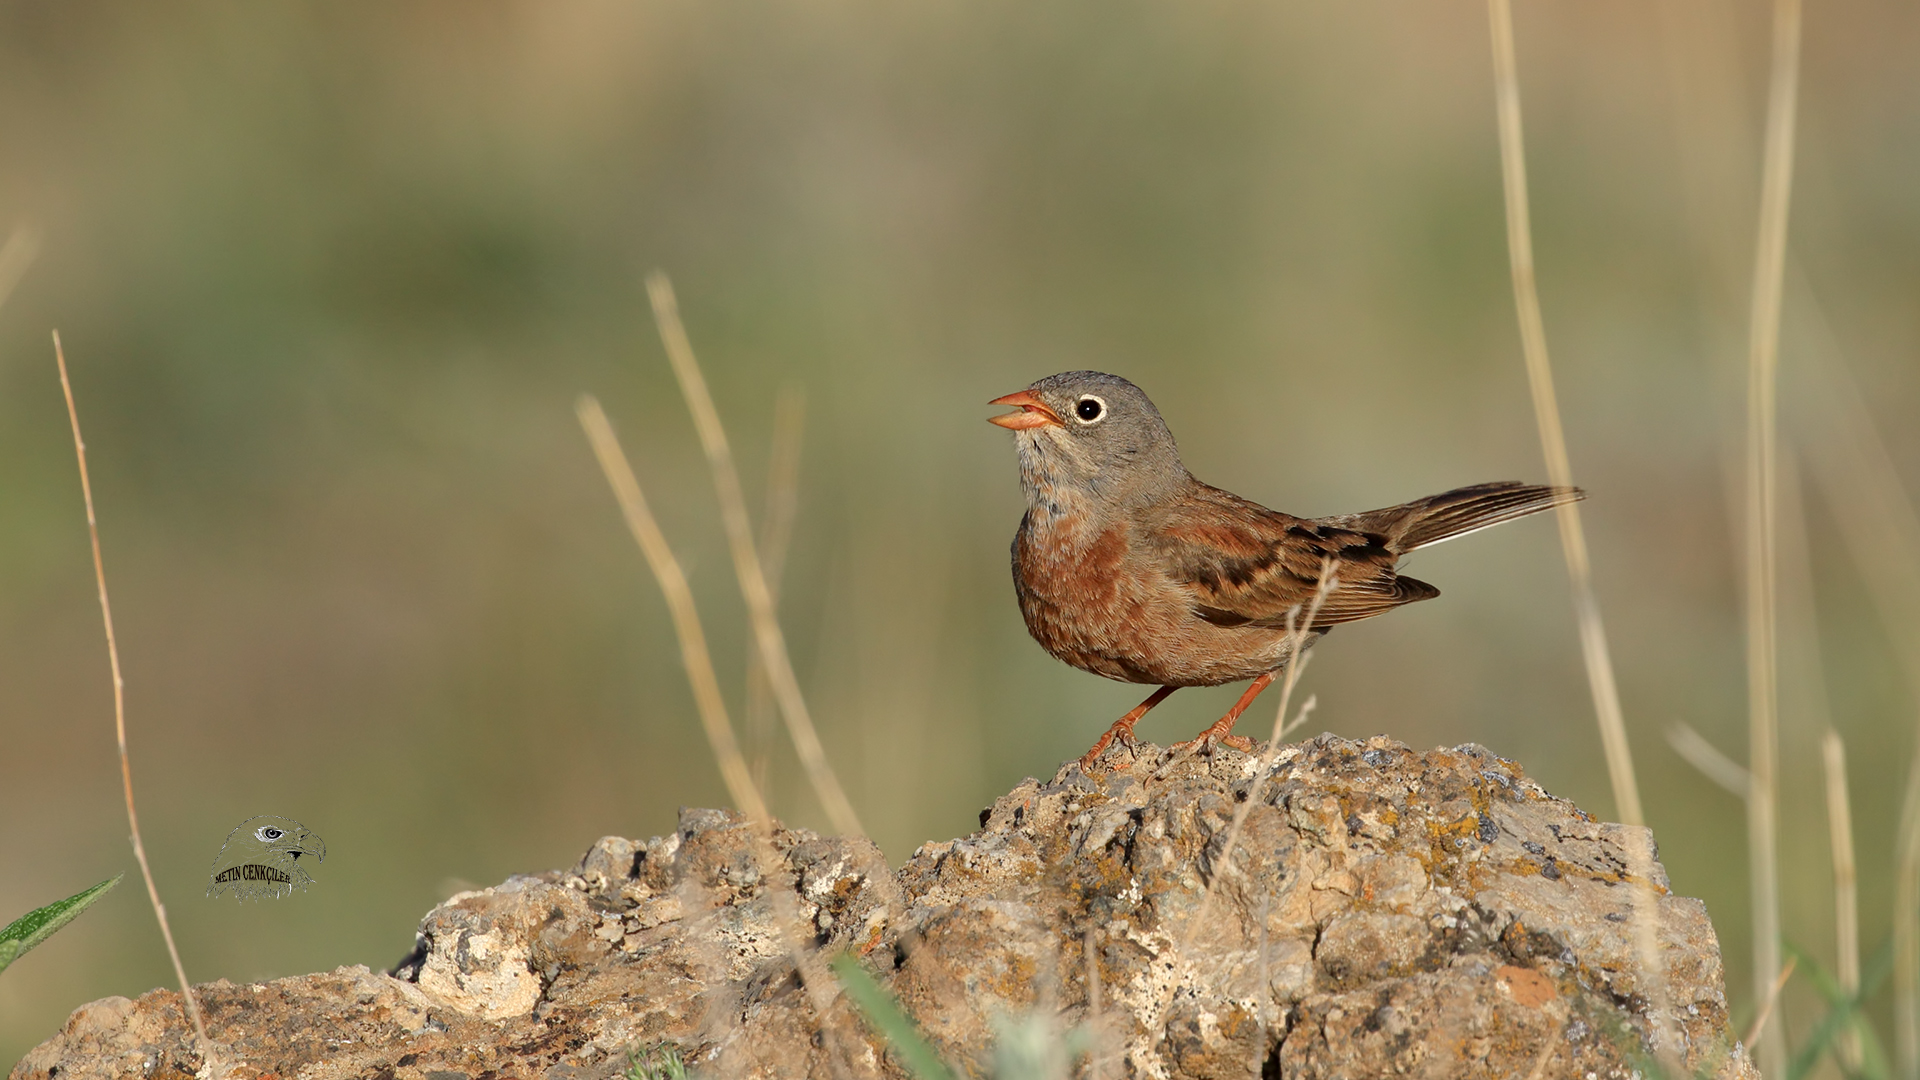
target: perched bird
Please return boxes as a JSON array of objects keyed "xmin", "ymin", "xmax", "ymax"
[
  {"xmin": 989, "ymin": 371, "xmax": 1580, "ymax": 768},
  {"xmin": 206, "ymin": 816, "xmax": 326, "ymax": 901}
]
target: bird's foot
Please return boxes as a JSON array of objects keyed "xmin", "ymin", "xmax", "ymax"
[
  {"xmin": 1168, "ymin": 729, "xmax": 1256, "ymax": 756},
  {"xmin": 1078, "ymin": 725, "xmax": 1140, "ymax": 772},
  {"xmin": 1079, "ymin": 686, "xmax": 1180, "ymax": 773},
  {"xmin": 1165, "ymin": 671, "xmax": 1275, "ymax": 761}
]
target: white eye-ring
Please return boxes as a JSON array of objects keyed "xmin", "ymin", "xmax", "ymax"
[{"xmin": 1073, "ymin": 395, "xmax": 1107, "ymax": 424}]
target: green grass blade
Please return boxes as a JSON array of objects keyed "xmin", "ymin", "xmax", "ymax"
[
  {"xmin": 829, "ymin": 953, "xmax": 956, "ymax": 1080},
  {"xmin": 623, "ymin": 1042, "xmax": 690, "ymax": 1080},
  {"xmin": 1788, "ymin": 939, "xmax": 1894, "ymax": 1080},
  {"xmin": 0, "ymin": 873, "xmax": 122, "ymax": 975},
  {"xmin": 1851, "ymin": 1014, "xmax": 1892, "ymax": 1080},
  {"xmin": 1783, "ymin": 939, "xmax": 1846, "ymax": 1003}
]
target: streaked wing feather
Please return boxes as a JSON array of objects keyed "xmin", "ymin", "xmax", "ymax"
[{"xmin": 1154, "ymin": 485, "xmax": 1438, "ymax": 630}]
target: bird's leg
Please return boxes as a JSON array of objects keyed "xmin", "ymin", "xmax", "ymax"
[
  {"xmin": 1079, "ymin": 685, "xmax": 1179, "ymax": 769},
  {"xmin": 1173, "ymin": 670, "xmax": 1279, "ymax": 754}
]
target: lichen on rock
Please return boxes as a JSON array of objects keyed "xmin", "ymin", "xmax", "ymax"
[{"xmin": 12, "ymin": 734, "xmax": 1757, "ymax": 1079}]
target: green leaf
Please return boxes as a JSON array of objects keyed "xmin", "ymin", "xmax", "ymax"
[
  {"xmin": 829, "ymin": 953, "xmax": 956, "ymax": 1080},
  {"xmin": 0, "ymin": 874, "xmax": 123, "ymax": 975}
]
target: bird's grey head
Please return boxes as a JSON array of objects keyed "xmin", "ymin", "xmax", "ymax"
[{"xmin": 988, "ymin": 371, "xmax": 1186, "ymax": 510}]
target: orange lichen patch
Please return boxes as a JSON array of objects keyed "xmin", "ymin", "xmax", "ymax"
[
  {"xmin": 1431, "ymin": 813, "xmax": 1480, "ymax": 841},
  {"xmin": 988, "ymin": 952, "xmax": 1040, "ymax": 1003},
  {"xmin": 1069, "ymin": 844, "xmax": 1138, "ymax": 908},
  {"xmin": 1422, "ymin": 812, "xmax": 1485, "ymax": 888},
  {"xmin": 1496, "ymin": 964, "xmax": 1558, "ymax": 1008}
]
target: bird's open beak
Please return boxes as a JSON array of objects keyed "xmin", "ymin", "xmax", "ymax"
[{"xmin": 988, "ymin": 390, "xmax": 1062, "ymax": 430}]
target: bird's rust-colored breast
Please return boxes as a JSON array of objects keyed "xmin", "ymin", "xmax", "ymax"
[{"xmin": 1013, "ymin": 510, "xmax": 1161, "ymax": 682}]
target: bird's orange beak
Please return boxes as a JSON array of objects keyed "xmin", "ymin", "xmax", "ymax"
[{"xmin": 988, "ymin": 390, "xmax": 1062, "ymax": 430}]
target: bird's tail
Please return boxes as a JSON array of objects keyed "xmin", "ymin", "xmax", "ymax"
[{"xmin": 1352, "ymin": 481, "xmax": 1583, "ymax": 553}]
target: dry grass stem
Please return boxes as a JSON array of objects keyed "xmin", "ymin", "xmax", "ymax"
[
  {"xmin": 1742, "ymin": 954, "xmax": 1799, "ymax": 1051},
  {"xmin": 1664, "ymin": 722, "xmax": 1751, "ymax": 799},
  {"xmin": 746, "ymin": 385, "xmax": 806, "ymax": 801},
  {"xmin": 645, "ymin": 271, "xmax": 865, "ymax": 840},
  {"xmin": 1521, "ymin": 1015, "xmax": 1564, "ymax": 1080},
  {"xmin": 576, "ymin": 395, "xmax": 770, "ymax": 825},
  {"xmin": 1740, "ymin": 0, "xmax": 1801, "ymax": 1071},
  {"xmin": 1619, "ymin": 825, "xmax": 1683, "ymax": 1076},
  {"xmin": 1278, "ymin": 694, "xmax": 1318, "ymax": 742},
  {"xmin": 1083, "ymin": 929, "xmax": 1107, "ymax": 1080},
  {"xmin": 1485, "ymin": 6, "xmax": 1678, "ymax": 1071},
  {"xmin": 1824, "ymin": 728, "xmax": 1864, "ymax": 1070},
  {"xmin": 1791, "ymin": 286, "xmax": 1920, "ymax": 1078},
  {"xmin": 577, "ymin": 396, "xmax": 853, "ymax": 1060},
  {"xmin": 1486, "ymin": 0, "xmax": 1642, "ymax": 830},
  {"xmin": 1178, "ymin": 562, "xmax": 1336, "ymax": 950},
  {"xmin": 55, "ymin": 332, "xmax": 209, "ymax": 1049}
]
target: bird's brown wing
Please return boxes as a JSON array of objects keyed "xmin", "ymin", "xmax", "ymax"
[{"xmin": 1150, "ymin": 485, "xmax": 1438, "ymax": 630}]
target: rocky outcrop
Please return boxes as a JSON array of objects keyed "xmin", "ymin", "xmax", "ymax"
[{"xmin": 12, "ymin": 734, "xmax": 1757, "ymax": 1079}]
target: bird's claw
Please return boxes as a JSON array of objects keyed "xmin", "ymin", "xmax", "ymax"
[
  {"xmin": 1078, "ymin": 725, "xmax": 1143, "ymax": 773},
  {"xmin": 1168, "ymin": 731, "xmax": 1256, "ymax": 757}
]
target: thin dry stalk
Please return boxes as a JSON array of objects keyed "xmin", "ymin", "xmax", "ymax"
[
  {"xmin": 1791, "ymin": 290, "xmax": 1920, "ymax": 1078},
  {"xmin": 1177, "ymin": 562, "xmax": 1336, "ymax": 951},
  {"xmin": 746, "ymin": 386, "xmax": 807, "ymax": 801},
  {"xmin": 1789, "ymin": 288, "xmax": 1920, "ymax": 1080},
  {"xmin": 1824, "ymin": 728, "xmax": 1863, "ymax": 1071},
  {"xmin": 645, "ymin": 272, "xmax": 865, "ymax": 840},
  {"xmin": 577, "ymin": 396, "xmax": 852, "ymax": 1062},
  {"xmin": 577, "ymin": 396, "xmax": 769, "ymax": 824},
  {"xmin": 1083, "ymin": 929, "xmax": 1107, "ymax": 1080},
  {"xmin": 1740, "ymin": 0, "xmax": 1802, "ymax": 1072},
  {"xmin": 1664, "ymin": 722, "xmax": 1751, "ymax": 799},
  {"xmin": 54, "ymin": 332, "xmax": 209, "ymax": 1049},
  {"xmin": 1278, "ymin": 694, "xmax": 1318, "ymax": 742},
  {"xmin": 1742, "ymin": 955, "xmax": 1799, "ymax": 1051},
  {"xmin": 1485, "ymin": 8, "xmax": 1678, "ymax": 1072},
  {"xmin": 1522, "ymin": 1014, "xmax": 1566, "ymax": 1080},
  {"xmin": 1617, "ymin": 826, "xmax": 1684, "ymax": 1075},
  {"xmin": 1486, "ymin": 0, "xmax": 1642, "ymax": 830}
]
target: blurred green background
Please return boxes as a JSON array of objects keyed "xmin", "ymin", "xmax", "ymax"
[{"xmin": 2, "ymin": 0, "xmax": 1917, "ymax": 1067}]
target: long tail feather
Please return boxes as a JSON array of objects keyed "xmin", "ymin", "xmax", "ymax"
[{"xmin": 1348, "ymin": 481, "xmax": 1584, "ymax": 553}]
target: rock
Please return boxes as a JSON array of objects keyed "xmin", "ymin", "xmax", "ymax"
[{"xmin": 11, "ymin": 735, "xmax": 1757, "ymax": 1079}]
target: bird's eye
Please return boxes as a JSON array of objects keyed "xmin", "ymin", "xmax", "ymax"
[
  {"xmin": 257, "ymin": 828, "xmax": 283, "ymax": 841},
  {"xmin": 1074, "ymin": 396, "xmax": 1105, "ymax": 423}
]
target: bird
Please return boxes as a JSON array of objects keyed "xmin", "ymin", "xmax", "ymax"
[
  {"xmin": 206, "ymin": 815, "xmax": 326, "ymax": 901},
  {"xmin": 988, "ymin": 370, "xmax": 1581, "ymax": 769}
]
